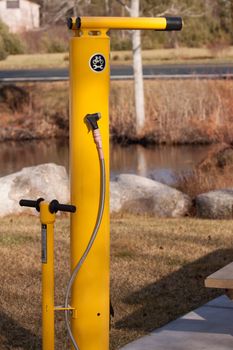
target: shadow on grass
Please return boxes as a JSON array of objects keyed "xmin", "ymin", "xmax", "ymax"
[
  {"xmin": 115, "ymin": 248, "xmax": 233, "ymax": 332},
  {"xmin": 0, "ymin": 312, "xmax": 41, "ymax": 349}
]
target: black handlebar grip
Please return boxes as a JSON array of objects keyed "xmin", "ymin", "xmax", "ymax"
[
  {"xmin": 58, "ymin": 203, "xmax": 77, "ymax": 213},
  {"xmin": 19, "ymin": 198, "xmax": 44, "ymax": 212},
  {"xmin": 19, "ymin": 199, "xmax": 37, "ymax": 207},
  {"xmin": 165, "ymin": 17, "xmax": 183, "ymax": 31},
  {"xmin": 49, "ymin": 200, "xmax": 76, "ymax": 214}
]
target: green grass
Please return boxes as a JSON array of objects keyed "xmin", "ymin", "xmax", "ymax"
[
  {"xmin": 0, "ymin": 47, "xmax": 233, "ymax": 70},
  {"xmin": 1, "ymin": 214, "xmax": 233, "ymax": 349}
]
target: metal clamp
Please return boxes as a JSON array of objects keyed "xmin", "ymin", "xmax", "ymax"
[{"xmin": 54, "ymin": 305, "xmax": 78, "ymax": 319}]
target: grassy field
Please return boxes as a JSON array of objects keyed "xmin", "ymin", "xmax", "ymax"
[
  {"xmin": 0, "ymin": 53, "xmax": 69, "ymax": 70},
  {"xmin": 0, "ymin": 47, "xmax": 233, "ymax": 69},
  {"xmin": 111, "ymin": 46, "xmax": 233, "ymax": 65},
  {"xmin": 1, "ymin": 215, "xmax": 233, "ymax": 349}
]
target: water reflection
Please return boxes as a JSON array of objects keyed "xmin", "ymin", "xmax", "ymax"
[
  {"xmin": 0, "ymin": 140, "xmax": 214, "ymax": 185},
  {"xmin": 0, "ymin": 140, "xmax": 69, "ymax": 177},
  {"xmin": 110, "ymin": 144, "xmax": 214, "ymax": 184}
]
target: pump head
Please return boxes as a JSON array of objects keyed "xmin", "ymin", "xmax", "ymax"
[{"xmin": 85, "ymin": 113, "xmax": 101, "ymax": 131}]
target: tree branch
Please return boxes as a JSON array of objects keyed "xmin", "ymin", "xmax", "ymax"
[
  {"xmin": 115, "ymin": 0, "xmax": 131, "ymax": 14},
  {"xmin": 154, "ymin": 4, "xmax": 205, "ymax": 18}
]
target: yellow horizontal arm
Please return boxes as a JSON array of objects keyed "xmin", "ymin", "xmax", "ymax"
[{"xmin": 67, "ymin": 16, "xmax": 183, "ymax": 31}]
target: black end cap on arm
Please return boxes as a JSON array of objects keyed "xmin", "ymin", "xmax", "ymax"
[
  {"xmin": 67, "ymin": 17, "xmax": 81, "ymax": 30},
  {"xmin": 165, "ymin": 17, "xmax": 183, "ymax": 31},
  {"xmin": 76, "ymin": 17, "xmax": 81, "ymax": 29},
  {"xmin": 67, "ymin": 17, "xmax": 73, "ymax": 29}
]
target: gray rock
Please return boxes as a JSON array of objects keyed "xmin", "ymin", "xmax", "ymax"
[
  {"xmin": 0, "ymin": 167, "xmax": 191, "ymax": 218},
  {"xmin": 149, "ymin": 168, "xmax": 177, "ymax": 186},
  {"xmin": 196, "ymin": 189, "xmax": 233, "ymax": 219},
  {"xmin": 0, "ymin": 163, "xmax": 69, "ymax": 216},
  {"xmin": 110, "ymin": 174, "xmax": 191, "ymax": 217}
]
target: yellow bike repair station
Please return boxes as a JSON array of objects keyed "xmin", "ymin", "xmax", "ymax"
[
  {"xmin": 20, "ymin": 15, "xmax": 182, "ymax": 350},
  {"xmin": 68, "ymin": 16, "xmax": 182, "ymax": 350}
]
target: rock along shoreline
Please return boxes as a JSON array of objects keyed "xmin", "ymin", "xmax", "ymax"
[{"xmin": 0, "ymin": 163, "xmax": 232, "ymax": 219}]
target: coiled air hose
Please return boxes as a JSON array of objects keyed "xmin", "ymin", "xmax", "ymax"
[{"xmin": 64, "ymin": 121, "xmax": 105, "ymax": 350}]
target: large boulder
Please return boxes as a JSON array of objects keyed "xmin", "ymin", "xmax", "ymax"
[
  {"xmin": 196, "ymin": 189, "xmax": 233, "ymax": 219},
  {"xmin": 0, "ymin": 163, "xmax": 69, "ymax": 216},
  {"xmin": 110, "ymin": 174, "xmax": 191, "ymax": 217},
  {"xmin": 149, "ymin": 168, "xmax": 176, "ymax": 186},
  {"xmin": 0, "ymin": 167, "xmax": 191, "ymax": 218}
]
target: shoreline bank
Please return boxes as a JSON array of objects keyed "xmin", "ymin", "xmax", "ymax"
[{"xmin": 0, "ymin": 80, "xmax": 232, "ymax": 145}]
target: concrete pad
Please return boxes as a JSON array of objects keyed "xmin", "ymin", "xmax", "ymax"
[{"xmin": 120, "ymin": 295, "xmax": 233, "ymax": 350}]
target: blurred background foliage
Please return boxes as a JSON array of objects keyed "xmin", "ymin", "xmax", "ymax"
[
  {"xmin": 0, "ymin": 0, "xmax": 233, "ymax": 57},
  {"xmin": 0, "ymin": 20, "xmax": 25, "ymax": 59}
]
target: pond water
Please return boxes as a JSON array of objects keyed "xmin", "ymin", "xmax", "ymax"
[{"xmin": 0, "ymin": 140, "xmax": 214, "ymax": 185}]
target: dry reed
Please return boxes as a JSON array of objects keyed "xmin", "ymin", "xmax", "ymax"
[
  {"xmin": 0, "ymin": 80, "xmax": 233, "ymax": 145},
  {"xmin": 176, "ymin": 144, "xmax": 233, "ymax": 198},
  {"xmin": 110, "ymin": 79, "xmax": 233, "ymax": 144}
]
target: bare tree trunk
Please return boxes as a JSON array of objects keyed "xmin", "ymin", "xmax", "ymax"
[
  {"xmin": 115, "ymin": 0, "xmax": 145, "ymax": 133},
  {"xmin": 105, "ymin": 0, "xmax": 110, "ymax": 15},
  {"xmin": 131, "ymin": 0, "xmax": 145, "ymax": 135},
  {"xmin": 73, "ymin": 0, "xmax": 78, "ymax": 16}
]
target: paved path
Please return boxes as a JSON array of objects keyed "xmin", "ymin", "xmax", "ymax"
[
  {"xmin": 120, "ymin": 295, "xmax": 233, "ymax": 350},
  {"xmin": 0, "ymin": 63, "xmax": 233, "ymax": 82}
]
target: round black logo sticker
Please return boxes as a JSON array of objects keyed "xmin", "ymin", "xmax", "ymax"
[{"xmin": 90, "ymin": 54, "xmax": 106, "ymax": 72}]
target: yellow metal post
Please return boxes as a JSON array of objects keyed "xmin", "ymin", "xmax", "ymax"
[
  {"xmin": 69, "ymin": 28, "xmax": 110, "ymax": 350},
  {"xmin": 40, "ymin": 202, "xmax": 56, "ymax": 350},
  {"xmin": 68, "ymin": 16, "xmax": 182, "ymax": 350}
]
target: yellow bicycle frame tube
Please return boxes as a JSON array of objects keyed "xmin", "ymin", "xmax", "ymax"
[
  {"xmin": 68, "ymin": 16, "xmax": 183, "ymax": 31},
  {"xmin": 69, "ymin": 29, "xmax": 110, "ymax": 350},
  {"xmin": 40, "ymin": 202, "xmax": 56, "ymax": 350}
]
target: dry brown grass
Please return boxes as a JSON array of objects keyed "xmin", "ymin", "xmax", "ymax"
[
  {"xmin": 1, "ymin": 215, "xmax": 233, "ymax": 349},
  {"xmin": 0, "ymin": 53, "xmax": 69, "ymax": 70},
  {"xmin": 177, "ymin": 166, "xmax": 233, "ymax": 199},
  {"xmin": 111, "ymin": 47, "xmax": 233, "ymax": 65},
  {"xmin": 0, "ymin": 47, "xmax": 233, "ymax": 69},
  {"xmin": 110, "ymin": 80, "xmax": 233, "ymax": 144},
  {"xmin": 0, "ymin": 83, "xmax": 69, "ymax": 141},
  {"xmin": 0, "ymin": 79, "xmax": 233, "ymax": 144},
  {"xmin": 176, "ymin": 144, "xmax": 233, "ymax": 198}
]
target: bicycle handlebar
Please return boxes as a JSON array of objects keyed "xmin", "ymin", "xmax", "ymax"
[
  {"xmin": 19, "ymin": 198, "xmax": 76, "ymax": 214},
  {"xmin": 49, "ymin": 200, "xmax": 76, "ymax": 214},
  {"xmin": 19, "ymin": 198, "xmax": 44, "ymax": 212}
]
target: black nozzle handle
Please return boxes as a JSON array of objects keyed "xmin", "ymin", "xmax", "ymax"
[
  {"xmin": 85, "ymin": 113, "xmax": 101, "ymax": 131},
  {"xmin": 19, "ymin": 198, "xmax": 44, "ymax": 212},
  {"xmin": 165, "ymin": 17, "xmax": 183, "ymax": 31},
  {"xmin": 49, "ymin": 200, "xmax": 76, "ymax": 214}
]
